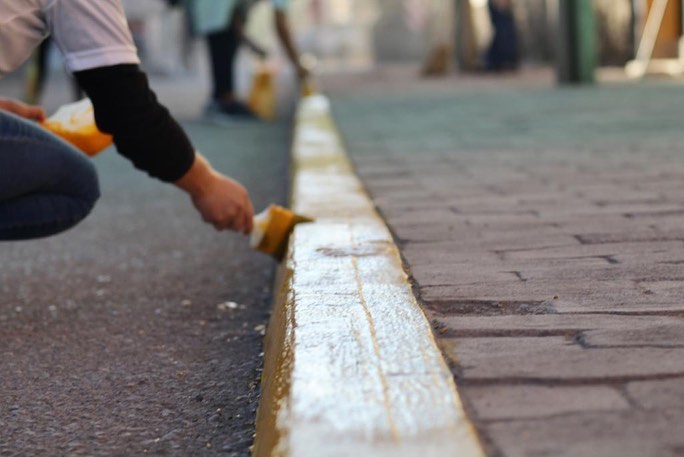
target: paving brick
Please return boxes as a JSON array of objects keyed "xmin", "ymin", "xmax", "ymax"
[
  {"xmin": 486, "ymin": 410, "xmax": 684, "ymax": 457},
  {"xmin": 442, "ymin": 337, "xmax": 684, "ymax": 381},
  {"xmin": 574, "ymin": 187, "xmax": 677, "ymax": 203},
  {"xmin": 402, "ymin": 242, "xmax": 502, "ymax": 265},
  {"xmin": 363, "ymin": 186, "xmax": 426, "ymax": 200},
  {"xmin": 502, "ymin": 241, "xmax": 684, "ymax": 261},
  {"xmin": 623, "ymin": 208, "xmax": 684, "ymax": 219},
  {"xmin": 513, "ymin": 263, "xmax": 684, "ymax": 282},
  {"xmin": 374, "ymin": 201, "xmax": 460, "ymax": 218},
  {"xmin": 389, "ymin": 222, "xmax": 474, "ymax": 242},
  {"xmin": 548, "ymin": 216, "xmax": 657, "ymax": 233},
  {"xmin": 614, "ymin": 249, "xmax": 684, "ymax": 264},
  {"xmin": 626, "ymin": 378, "xmax": 684, "ymax": 409},
  {"xmin": 420, "ymin": 282, "xmax": 554, "ymax": 304},
  {"xmin": 398, "ymin": 230, "xmax": 579, "ymax": 249},
  {"xmin": 452, "ymin": 213, "xmax": 542, "ymax": 227},
  {"xmin": 638, "ymin": 280, "xmax": 684, "ymax": 300},
  {"xmin": 409, "ymin": 257, "xmax": 610, "ymax": 285},
  {"xmin": 583, "ymin": 325, "xmax": 684, "ymax": 347},
  {"xmin": 450, "ymin": 196, "xmax": 557, "ymax": 212},
  {"xmin": 554, "ymin": 302, "xmax": 684, "ymax": 314},
  {"xmin": 380, "ymin": 208, "xmax": 461, "ymax": 225},
  {"xmin": 635, "ymin": 215, "xmax": 684, "ymax": 232},
  {"xmin": 462, "ymin": 385, "xmax": 630, "ymax": 420},
  {"xmin": 576, "ymin": 229, "xmax": 684, "ymax": 245},
  {"xmin": 634, "ymin": 180, "xmax": 684, "ymax": 194},
  {"xmin": 420, "ymin": 279, "xmax": 654, "ymax": 311},
  {"xmin": 411, "ymin": 268, "xmax": 519, "ymax": 287},
  {"xmin": 431, "ymin": 315, "xmax": 684, "ymax": 338},
  {"xmin": 452, "ymin": 191, "xmax": 586, "ymax": 208},
  {"xmin": 656, "ymin": 189, "xmax": 684, "ymax": 201}
]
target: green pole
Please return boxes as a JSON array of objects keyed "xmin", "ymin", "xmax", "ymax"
[{"xmin": 557, "ymin": 0, "xmax": 596, "ymax": 84}]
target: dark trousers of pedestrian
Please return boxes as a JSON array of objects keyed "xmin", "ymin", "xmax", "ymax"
[
  {"xmin": 486, "ymin": 3, "xmax": 518, "ymax": 71},
  {"xmin": 206, "ymin": 15, "xmax": 242, "ymax": 102},
  {"xmin": 0, "ymin": 110, "xmax": 100, "ymax": 240}
]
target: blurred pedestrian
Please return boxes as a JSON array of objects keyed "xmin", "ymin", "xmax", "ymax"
[
  {"xmin": 485, "ymin": 0, "xmax": 519, "ymax": 72},
  {"xmin": 185, "ymin": 0, "xmax": 309, "ymax": 118},
  {"xmin": 0, "ymin": 0, "xmax": 254, "ymax": 241}
]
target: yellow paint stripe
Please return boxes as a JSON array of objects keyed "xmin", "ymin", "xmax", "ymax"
[{"xmin": 253, "ymin": 95, "xmax": 485, "ymax": 457}]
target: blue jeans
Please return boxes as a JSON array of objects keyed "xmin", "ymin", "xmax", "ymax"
[{"xmin": 0, "ymin": 110, "xmax": 100, "ymax": 240}]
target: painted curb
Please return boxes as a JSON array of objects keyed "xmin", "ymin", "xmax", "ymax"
[{"xmin": 253, "ymin": 95, "xmax": 485, "ymax": 457}]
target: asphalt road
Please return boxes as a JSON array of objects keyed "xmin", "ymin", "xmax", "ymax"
[{"xmin": 0, "ymin": 114, "xmax": 290, "ymax": 456}]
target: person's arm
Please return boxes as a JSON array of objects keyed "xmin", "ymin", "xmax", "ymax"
[
  {"xmin": 273, "ymin": 9, "xmax": 309, "ymax": 80},
  {"xmin": 0, "ymin": 97, "xmax": 45, "ymax": 121},
  {"xmin": 242, "ymin": 34, "xmax": 268, "ymax": 59},
  {"xmin": 233, "ymin": 16, "xmax": 268, "ymax": 59},
  {"xmin": 74, "ymin": 64, "xmax": 253, "ymax": 234}
]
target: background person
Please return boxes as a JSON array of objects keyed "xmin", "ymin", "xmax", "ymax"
[
  {"xmin": 485, "ymin": 0, "xmax": 519, "ymax": 72},
  {"xmin": 185, "ymin": 0, "xmax": 310, "ymax": 118}
]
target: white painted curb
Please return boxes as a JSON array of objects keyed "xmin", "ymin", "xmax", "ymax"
[{"xmin": 253, "ymin": 95, "xmax": 485, "ymax": 457}]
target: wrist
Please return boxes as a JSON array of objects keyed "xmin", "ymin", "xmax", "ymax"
[{"xmin": 175, "ymin": 152, "xmax": 216, "ymax": 197}]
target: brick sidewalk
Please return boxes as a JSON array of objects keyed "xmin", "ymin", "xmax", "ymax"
[{"xmin": 328, "ymin": 68, "xmax": 684, "ymax": 456}]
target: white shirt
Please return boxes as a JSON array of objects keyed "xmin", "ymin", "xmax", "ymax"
[{"xmin": 0, "ymin": 0, "xmax": 140, "ymax": 78}]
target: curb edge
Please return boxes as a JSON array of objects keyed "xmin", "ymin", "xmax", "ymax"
[{"xmin": 253, "ymin": 94, "xmax": 485, "ymax": 457}]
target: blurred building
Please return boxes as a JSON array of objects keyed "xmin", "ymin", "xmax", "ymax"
[
  {"xmin": 123, "ymin": 0, "xmax": 684, "ymax": 76},
  {"xmin": 355, "ymin": 0, "xmax": 682, "ymax": 71}
]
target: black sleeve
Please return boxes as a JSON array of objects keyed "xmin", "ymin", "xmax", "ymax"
[{"xmin": 74, "ymin": 64, "xmax": 195, "ymax": 183}]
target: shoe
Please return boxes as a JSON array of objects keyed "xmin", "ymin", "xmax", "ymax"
[{"xmin": 204, "ymin": 100, "xmax": 258, "ymax": 122}]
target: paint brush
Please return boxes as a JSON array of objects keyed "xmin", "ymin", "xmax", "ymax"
[{"xmin": 250, "ymin": 205, "xmax": 313, "ymax": 261}]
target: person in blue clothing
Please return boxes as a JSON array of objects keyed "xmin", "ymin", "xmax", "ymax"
[{"xmin": 186, "ymin": 0, "xmax": 309, "ymax": 118}]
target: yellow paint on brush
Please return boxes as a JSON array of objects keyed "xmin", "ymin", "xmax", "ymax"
[{"xmin": 251, "ymin": 205, "xmax": 313, "ymax": 261}]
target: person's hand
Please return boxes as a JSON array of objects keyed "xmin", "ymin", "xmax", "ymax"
[
  {"xmin": 191, "ymin": 174, "xmax": 254, "ymax": 234},
  {"xmin": 175, "ymin": 153, "xmax": 254, "ymax": 234},
  {"xmin": 0, "ymin": 97, "xmax": 45, "ymax": 121}
]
